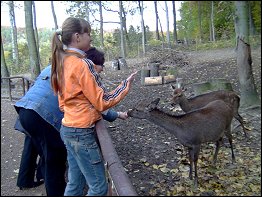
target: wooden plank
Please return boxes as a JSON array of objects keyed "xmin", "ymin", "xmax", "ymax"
[
  {"xmin": 144, "ymin": 76, "xmax": 163, "ymax": 85},
  {"xmin": 163, "ymin": 75, "xmax": 176, "ymax": 84}
]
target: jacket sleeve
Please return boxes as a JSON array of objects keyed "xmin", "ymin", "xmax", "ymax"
[
  {"xmin": 78, "ymin": 58, "xmax": 131, "ymax": 112},
  {"xmin": 102, "ymin": 109, "xmax": 118, "ymax": 122}
]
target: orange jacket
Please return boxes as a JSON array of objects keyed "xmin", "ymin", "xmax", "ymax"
[{"xmin": 59, "ymin": 52, "xmax": 131, "ymax": 128}]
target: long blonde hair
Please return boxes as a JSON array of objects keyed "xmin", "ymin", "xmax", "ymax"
[{"xmin": 51, "ymin": 17, "xmax": 91, "ymax": 95}]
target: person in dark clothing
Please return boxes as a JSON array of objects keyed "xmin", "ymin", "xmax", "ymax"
[
  {"xmin": 14, "ymin": 65, "xmax": 67, "ymax": 196},
  {"xmin": 15, "ymin": 135, "xmax": 44, "ymax": 190}
]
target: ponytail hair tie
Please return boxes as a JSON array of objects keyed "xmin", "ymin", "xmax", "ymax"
[{"xmin": 56, "ymin": 29, "xmax": 62, "ymax": 36}]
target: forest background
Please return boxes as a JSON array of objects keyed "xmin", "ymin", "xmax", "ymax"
[
  {"xmin": 1, "ymin": 1, "xmax": 261, "ymax": 108},
  {"xmin": 1, "ymin": 1, "xmax": 260, "ymax": 74}
]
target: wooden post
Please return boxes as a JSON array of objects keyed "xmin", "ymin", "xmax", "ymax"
[
  {"xmin": 7, "ymin": 78, "xmax": 12, "ymax": 101},
  {"xmin": 149, "ymin": 63, "xmax": 160, "ymax": 77},
  {"xmin": 140, "ymin": 68, "xmax": 150, "ymax": 85},
  {"xmin": 118, "ymin": 57, "xmax": 128, "ymax": 69}
]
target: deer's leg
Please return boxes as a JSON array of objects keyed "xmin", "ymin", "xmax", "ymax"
[
  {"xmin": 224, "ymin": 129, "xmax": 236, "ymax": 163},
  {"xmin": 192, "ymin": 145, "xmax": 200, "ymax": 187},
  {"xmin": 188, "ymin": 147, "xmax": 193, "ymax": 180},
  {"xmin": 234, "ymin": 113, "xmax": 248, "ymax": 137},
  {"xmin": 213, "ymin": 137, "xmax": 222, "ymax": 165}
]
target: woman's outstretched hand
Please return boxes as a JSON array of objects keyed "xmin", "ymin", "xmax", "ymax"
[{"xmin": 126, "ymin": 70, "xmax": 138, "ymax": 83}]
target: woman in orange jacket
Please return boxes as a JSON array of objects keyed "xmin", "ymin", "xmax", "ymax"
[{"xmin": 51, "ymin": 17, "xmax": 137, "ymax": 196}]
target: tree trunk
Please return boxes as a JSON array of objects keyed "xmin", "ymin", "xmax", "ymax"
[
  {"xmin": 24, "ymin": 1, "xmax": 40, "ymax": 80},
  {"xmin": 138, "ymin": 1, "xmax": 146, "ymax": 55},
  {"xmin": 32, "ymin": 1, "xmax": 41, "ymax": 67},
  {"xmin": 165, "ymin": 1, "xmax": 171, "ymax": 48},
  {"xmin": 51, "ymin": 1, "xmax": 58, "ymax": 29},
  {"xmin": 98, "ymin": 1, "xmax": 104, "ymax": 49},
  {"xmin": 119, "ymin": 1, "xmax": 126, "ymax": 59},
  {"xmin": 172, "ymin": 1, "xmax": 178, "ymax": 45},
  {"xmin": 121, "ymin": 2, "xmax": 131, "ymax": 51},
  {"xmin": 1, "ymin": 35, "xmax": 10, "ymax": 81},
  {"xmin": 210, "ymin": 1, "xmax": 215, "ymax": 41},
  {"xmin": 198, "ymin": 1, "xmax": 202, "ymax": 43},
  {"xmin": 234, "ymin": 1, "xmax": 260, "ymax": 108},
  {"xmin": 154, "ymin": 1, "xmax": 160, "ymax": 40},
  {"xmin": 8, "ymin": 1, "xmax": 19, "ymax": 69}
]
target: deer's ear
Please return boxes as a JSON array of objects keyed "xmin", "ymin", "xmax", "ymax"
[
  {"xmin": 147, "ymin": 98, "xmax": 160, "ymax": 111},
  {"xmin": 153, "ymin": 98, "xmax": 160, "ymax": 105},
  {"xmin": 182, "ymin": 87, "xmax": 187, "ymax": 91}
]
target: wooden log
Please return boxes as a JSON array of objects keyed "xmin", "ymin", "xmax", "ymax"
[
  {"xmin": 144, "ymin": 76, "xmax": 163, "ymax": 85},
  {"xmin": 163, "ymin": 75, "xmax": 176, "ymax": 84}
]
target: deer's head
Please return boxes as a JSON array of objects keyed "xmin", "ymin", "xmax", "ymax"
[
  {"xmin": 127, "ymin": 98, "xmax": 160, "ymax": 119},
  {"xmin": 171, "ymin": 85, "xmax": 187, "ymax": 106}
]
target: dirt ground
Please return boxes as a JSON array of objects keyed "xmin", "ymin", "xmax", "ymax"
[{"xmin": 1, "ymin": 46, "xmax": 261, "ymax": 196}]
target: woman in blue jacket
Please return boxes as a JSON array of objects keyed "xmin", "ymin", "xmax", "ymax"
[
  {"xmin": 15, "ymin": 48, "xmax": 128, "ymax": 195},
  {"xmin": 14, "ymin": 65, "xmax": 67, "ymax": 196}
]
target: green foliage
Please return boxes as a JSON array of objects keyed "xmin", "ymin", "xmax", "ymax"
[
  {"xmin": 251, "ymin": 1, "xmax": 261, "ymax": 32},
  {"xmin": 1, "ymin": 0, "xmax": 261, "ymax": 75},
  {"xmin": 148, "ymin": 39, "xmax": 162, "ymax": 47}
]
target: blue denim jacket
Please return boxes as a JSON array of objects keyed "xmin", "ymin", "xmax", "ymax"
[
  {"xmin": 14, "ymin": 65, "xmax": 119, "ymax": 132},
  {"xmin": 14, "ymin": 65, "xmax": 63, "ymax": 131}
]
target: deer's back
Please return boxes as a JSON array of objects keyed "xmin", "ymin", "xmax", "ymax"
[
  {"xmin": 188, "ymin": 90, "xmax": 239, "ymax": 111},
  {"xmin": 175, "ymin": 99, "xmax": 234, "ymax": 146}
]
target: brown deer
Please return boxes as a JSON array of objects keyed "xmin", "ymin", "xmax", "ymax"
[
  {"xmin": 171, "ymin": 85, "xmax": 248, "ymax": 137},
  {"xmin": 127, "ymin": 98, "xmax": 236, "ymax": 187}
]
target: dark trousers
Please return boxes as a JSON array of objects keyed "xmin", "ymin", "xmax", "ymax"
[
  {"xmin": 19, "ymin": 108, "xmax": 67, "ymax": 196},
  {"xmin": 17, "ymin": 135, "xmax": 44, "ymax": 187}
]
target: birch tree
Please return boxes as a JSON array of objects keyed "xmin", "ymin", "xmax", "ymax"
[
  {"xmin": 165, "ymin": 1, "xmax": 171, "ymax": 48},
  {"xmin": 138, "ymin": 1, "xmax": 146, "ymax": 55},
  {"xmin": 119, "ymin": 1, "xmax": 126, "ymax": 58},
  {"xmin": 8, "ymin": 1, "xmax": 19, "ymax": 69},
  {"xmin": 98, "ymin": 1, "xmax": 104, "ymax": 49}
]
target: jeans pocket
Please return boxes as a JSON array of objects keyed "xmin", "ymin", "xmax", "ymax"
[
  {"xmin": 78, "ymin": 130, "xmax": 102, "ymax": 164},
  {"xmin": 87, "ymin": 147, "xmax": 102, "ymax": 164}
]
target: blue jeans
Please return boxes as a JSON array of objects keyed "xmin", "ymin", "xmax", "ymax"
[{"xmin": 60, "ymin": 125, "xmax": 108, "ymax": 196}]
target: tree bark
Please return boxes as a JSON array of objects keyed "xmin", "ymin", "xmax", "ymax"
[
  {"xmin": 165, "ymin": 1, "xmax": 171, "ymax": 48},
  {"xmin": 235, "ymin": 1, "xmax": 260, "ymax": 108},
  {"xmin": 98, "ymin": 1, "xmax": 104, "ymax": 49},
  {"xmin": 154, "ymin": 1, "xmax": 160, "ymax": 40},
  {"xmin": 210, "ymin": 1, "xmax": 215, "ymax": 41},
  {"xmin": 138, "ymin": 1, "xmax": 146, "ymax": 55},
  {"xmin": 8, "ymin": 1, "xmax": 19, "ymax": 69},
  {"xmin": 51, "ymin": 1, "xmax": 58, "ymax": 29},
  {"xmin": 32, "ymin": 1, "xmax": 41, "ymax": 67},
  {"xmin": 172, "ymin": 1, "xmax": 178, "ymax": 45},
  {"xmin": 119, "ymin": 1, "xmax": 126, "ymax": 58},
  {"xmin": 24, "ymin": 1, "xmax": 41, "ymax": 79}
]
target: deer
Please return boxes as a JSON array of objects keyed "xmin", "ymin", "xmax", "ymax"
[
  {"xmin": 171, "ymin": 85, "xmax": 248, "ymax": 137},
  {"xmin": 127, "ymin": 98, "xmax": 236, "ymax": 187}
]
